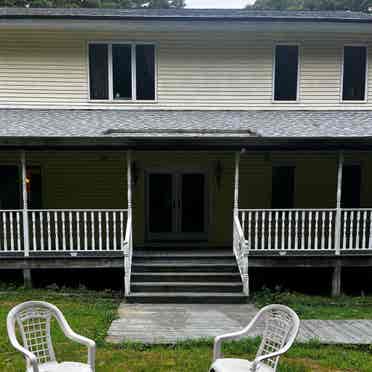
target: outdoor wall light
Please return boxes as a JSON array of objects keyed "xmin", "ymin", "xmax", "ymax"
[{"xmin": 215, "ymin": 160, "xmax": 223, "ymax": 190}]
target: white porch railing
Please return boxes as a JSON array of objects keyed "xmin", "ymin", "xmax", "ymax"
[
  {"xmin": 238, "ymin": 209, "xmax": 372, "ymax": 252},
  {"xmin": 0, "ymin": 209, "xmax": 129, "ymax": 254},
  {"xmin": 233, "ymin": 213, "xmax": 249, "ymax": 295}
]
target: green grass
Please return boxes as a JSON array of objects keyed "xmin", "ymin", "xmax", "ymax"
[
  {"xmin": 253, "ymin": 288, "xmax": 372, "ymax": 319},
  {"xmin": 1, "ymin": 287, "xmax": 372, "ymax": 371}
]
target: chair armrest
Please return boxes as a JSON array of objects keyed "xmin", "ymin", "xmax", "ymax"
[
  {"xmin": 9, "ymin": 340, "xmax": 39, "ymax": 372},
  {"xmin": 213, "ymin": 329, "xmax": 250, "ymax": 361}
]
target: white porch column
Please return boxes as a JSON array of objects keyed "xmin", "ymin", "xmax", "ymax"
[
  {"xmin": 233, "ymin": 151, "xmax": 240, "ymax": 216},
  {"xmin": 20, "ymin": 151, "xmax": 30, "ymax": 257},
  {"xmin": 334, "ymin": 151, "xmax": 344, "ymax": 256},
  {"xmin": 127, "ymin": 150, "xmax": 132, "ymax": 217}
]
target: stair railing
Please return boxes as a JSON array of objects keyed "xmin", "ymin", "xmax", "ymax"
[
  {"xmin": 233, "ymin": 211, "xmax": 249, "ymax": 296},
  {"xmin": 124, "ymin": 211, "xmax": 133, "ymax": 296}
]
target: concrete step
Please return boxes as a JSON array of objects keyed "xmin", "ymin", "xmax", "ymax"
[
  {"xmin": 134, "ymin": 249, "xmax": 234, "ymax": 258},
  {"xmin": 132, "ymin": 262, "xmax": 239, "ymax": 273},
  {"xmin": 131, "ymin": 272, "xmax": 242, "ymax": 282},
  {"xmin": 126, "ymin": 292, "xmax": 248, "ymax": 304},
  {"xmin": 133, "ymin": 257, "xmax": 236, "ymax": 264},
  {"xmin": 131, "ymin": 281, "xmax": 243, "ymax": 293}
]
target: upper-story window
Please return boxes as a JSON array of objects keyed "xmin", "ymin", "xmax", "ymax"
[
  {"xmin": 342, "ymin": 46, "xmax": 367, "ymax": 102},
  {"xmin": 88, "ymin": 42, "xmax": 156, "ymax": 101},
  {"xmin": 274, "ymin": 45, "xmax": 299, "ymax": 101}
]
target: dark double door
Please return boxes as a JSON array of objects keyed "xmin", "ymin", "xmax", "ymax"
[{"xmin": 147, "ymin": 172, "xmax": 207, "ymax": 240}]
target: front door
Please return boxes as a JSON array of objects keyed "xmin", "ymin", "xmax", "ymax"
[{"xmin": 147, "ymin": 171, "xmax": 207, "ymax": 241}]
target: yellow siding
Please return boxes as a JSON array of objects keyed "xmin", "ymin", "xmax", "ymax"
[
  {"xmin": 0, "ymin": 151, "xmax": 371, "ymax": 246},
  {"xmin": 0, "ymin": 29, "xmax": 372, "ymax": 109}
]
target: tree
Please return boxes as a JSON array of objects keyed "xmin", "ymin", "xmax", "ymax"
[
  {"xmin": 250, "ymin": 0, "xmax": 371, "ymax": 12},
  {"xmin": 0, "ymin": 0, "xmax": 185, "ymax": 8}
]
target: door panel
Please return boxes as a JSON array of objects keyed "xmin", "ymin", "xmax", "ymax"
[
  {"xmin": 146, "ymin": 171, "xmax": 207, "ymax": 240},
  {"xmin": 148, "ymin": 174, "xmax": 174, "ymax": 234},
  {"xmin": 180, "ymin": 174, "xmax": 205, "ymax": 233}
]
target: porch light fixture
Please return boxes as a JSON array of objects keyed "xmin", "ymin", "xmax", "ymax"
[{"xmin": 215, "ymin": 160, "xmax": 223, "ymax": 190}]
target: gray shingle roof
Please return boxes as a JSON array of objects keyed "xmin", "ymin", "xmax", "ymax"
[
  {"xmin": 0, "ymin": 8, "xmax": 371, "ymax": 23},
  {"xmin": 0, "ymin": 109, "xmax": 372, "ymax": 139}
]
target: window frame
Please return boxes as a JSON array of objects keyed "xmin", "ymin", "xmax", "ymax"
[
  {"xmin": 272, "ymin": 43, "xmax": 301, "ymax": 103},
  {"xmin": 340, "ymin": 44, "xmax": 368, "ymax": 104},
  {"xmin": 87, "ymin": 41, "xmax": 158, "ymax": 103}
]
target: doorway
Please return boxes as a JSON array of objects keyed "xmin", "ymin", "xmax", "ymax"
[{"xmin": 146, "ymin": 171, "xmax": 208, "ymax": 241}]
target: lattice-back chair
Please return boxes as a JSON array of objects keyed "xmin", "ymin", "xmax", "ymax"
[
  {"xmin": 210, "ymin": 304, "xmax": 300, "ymax": 372},
  {"xmin": 7, "ymin": 301, "xmax": 96, "ymax": 372}
]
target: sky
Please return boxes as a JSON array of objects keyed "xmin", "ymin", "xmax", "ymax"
[{"xmin": 186, "ymin": 0, "xmax": 254, "ymax": 8}]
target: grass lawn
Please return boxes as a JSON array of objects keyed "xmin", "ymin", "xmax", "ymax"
[{"xmin": 1, "ymin": 287, "xmax": 372, "ymax": 371}]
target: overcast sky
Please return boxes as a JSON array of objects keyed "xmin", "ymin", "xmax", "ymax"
[{"xmin": 186, "ymin": 0, "xmax": 254, "ymax": 8}]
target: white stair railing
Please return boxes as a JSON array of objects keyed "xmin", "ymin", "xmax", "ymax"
[
  {"xmin": 124, "ymin": 211, "xmax": 133, "ymax": 296},
  {"xmin": 233, "ymin": 212, "xmax": 249, "ymax": 296}
]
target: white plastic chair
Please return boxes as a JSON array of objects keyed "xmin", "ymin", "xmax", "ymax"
[
  {"xmin": 7, "ymin": 301, "xmax": 96, "ymax": 372},
  {"xmin": 210, "ymin": 304, "xmax": 300, "ymax": 372}
]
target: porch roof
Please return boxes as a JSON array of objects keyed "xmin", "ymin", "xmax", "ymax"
[{"xmin": 1, "ymin": 109, "xmax": 372, "ymax": 150}]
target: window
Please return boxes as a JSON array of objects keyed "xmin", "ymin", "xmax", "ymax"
[
  {"xmin": 342, "ymin": 46, "xmax": 367, "ymax": 101},
  {"xmin": 274, "ymin": 45, "xmax": 299, "ymax": 101},
  {"xmin": 341, "ymin": 165, "xmax": 361, "ymax": 208},
  {"xmin": 271, "ymin": 166, "xmax": 295, "ymax": 209},
  {"xmin": 89, "ymin": 43, "xmax": 156, "ymax": 101}
]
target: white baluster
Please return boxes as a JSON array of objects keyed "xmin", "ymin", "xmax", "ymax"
[
  {"xmin": 368, "ymin": 211, "xmax": 372, "ymax": 249},
  {"xmin": 348, "ymin": 211, "xmax": 354, "ymax": 249},
  {"xmin": 3, "ymin": 213, "xmax": 7, "ymax": 252},
  {"xmin": 91, "ymin": 211, "xmax": 95, "ymax": 251},
  {"xmin": 32, "ymin": 212, "xmax": 36, "ymax": 251},
  {"xmin": 308, "ymin": 211, "xmax": 312, "ymax": 250},
  {"xmin": 113, "ymin": 212, "xmax": 117, "ymax": 251},
  {"xmin": 274, "ymin": 211, "xmax": 279, "ymax": 250},
  {"xmin": 314, "ymin": 211, "xmax": 319, "ymax": 250},
  {"xmin": 106, "ymin": 211, "xmax": 109, "ymax": 250},
  {"xmin": 356, "ymin": 211, "xmax": 361, "ymax": 249},
  {"xmin": 98, "ymin": 212, "xmax": 102, "ymax": 251},
  {"xmin": 76, "ymin": 212, "xmax": 81, "ymax": 251},
  {"xmin": 62, "ymin": 212, "xmax": 66, "ymax": 251},
  {"xmin": 328, "ymin": 211, "xmax": 333, "ymax": 250},
  {"xmin": 342, "ymin": 211, "xmax": 347, "ymax": 250},
  {"xmin": 281, "ymin": 211, "xmax": 285, "ymax": 250},
  {"xmin": 54, "ymin": 211, "xmax": 59, "ymax": 251},
  {"xmin": 84, "ymin": 211, "xmax": 88, "ymax": 251},
  {"xmin": 321, "ymin": 212, "xmax": 325, "ymax": 250},
  {"xmin": 69, "ymin": 212, "xmax": 73, "ymax": 250},
  {"xmin": 248, "ymin": 212, "xmax": 252, "ymax": 247},
  {"xmin": 16, "ymin": 212, "xmax": 21, "ymax": 251},
  {"xmin": 288, "ymin": 211, "xmax": 292, "ymax": 250},
  {"xmin": 120, "ymin": 211, "xmax": 124, "ymax": 250},
  {"xmin": 362, "ymin": 211, "xmax": 367, "ymax": 249},
  {"xmin": 254, "ymin": 212, "xmax": 258, "ymax": 250},
  {"xmin": 301, "ymin": 211, "xmax": 305, "ymax": 250},
  {"xmin": 47, "ymin": 212, "xmax": 51, "ymax": 251},
  {"xmin": 294, "ymin": 211, "xmax": 299, "ymax": 250},
  {"xmin": 261, "ymin": 211, "xmax": 265, "ymax": 250},
  {"xmin": 268, "ymin": 211, "xmax": 272, "ymax": 250},
  {"xmin": 241, "ymin": 212, "xmax": 246, "ymax": 237},
  {"xmin": 10, "ymin": 213, "xmax": 14, "ymax": 252},
  {"xmin": 40, "ymin": 212, "xmax": 44, "ymax": 251}
]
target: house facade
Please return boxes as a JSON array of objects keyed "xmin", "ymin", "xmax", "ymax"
[{"xmin": 1, "ymin": 8, "xmax": 372, "ymax": 302}]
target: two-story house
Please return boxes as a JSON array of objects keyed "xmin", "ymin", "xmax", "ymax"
[{"xmin": 1, "ymin": 8, "xmax": 372, "ymax": 302}]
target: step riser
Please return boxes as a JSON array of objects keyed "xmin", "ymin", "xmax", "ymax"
[
  {"xmin": 131, "ymin": 274, "xmax": 241, "ymax": 282},
  {"xmin": 132, "ymin": 285, "xmax": 243, "ymax": 293},
  {"xmin": 134, "ymin": 258, "xmax": 236, "ymax": 264},
  {"xmin": 127, "ymin": 296, "xmax": 248, "ymax": 304},
  {"xmin": 132, "ymin": 265, "xmax": 239, "ymax": 273}
]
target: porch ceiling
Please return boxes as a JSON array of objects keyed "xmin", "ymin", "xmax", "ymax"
[{"xmin": 1, "ymin": 109, "xmax": 372, "ymax": 150}]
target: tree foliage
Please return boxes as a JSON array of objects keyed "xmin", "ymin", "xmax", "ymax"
[
  {"xmin": 250, "ymin": 0, "xmax": 371, "ymax": 12},
  {"xmin": 0, "ymin": 0, "xmax": 185, "ymax": 8}
]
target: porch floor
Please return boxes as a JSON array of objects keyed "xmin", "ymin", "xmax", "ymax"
[{"xmin": 106, "ymin": 303, "xmax": 372, "ymax": 345}]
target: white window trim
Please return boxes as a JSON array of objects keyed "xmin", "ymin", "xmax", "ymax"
[
  {"xmin": 340, "ymin": 44, "xmax": 368, "ymax": 104},
  {"xmin": 87, "ymin": 41, "xmax": 158, "ymax": 103},
  {"xmin": 272, "ymin": 43, "xmax": 301, "ymax": 103}
]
